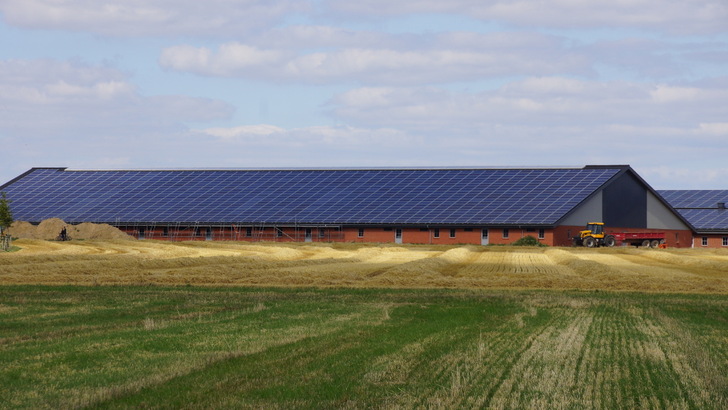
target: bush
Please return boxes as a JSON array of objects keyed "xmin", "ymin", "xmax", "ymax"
[{"xmin": 511, "ymin": 235, "xmax": 547, "ymax": 247}]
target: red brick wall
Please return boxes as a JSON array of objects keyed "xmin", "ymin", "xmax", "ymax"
[
  {"xmin": 342, "ymin": 227, "xmax": 551, "ymax": 245},
  {"xmin": 118, "ymin": 224, "xmax": 696, "ymax": 247},
  {"xmin": 694, "ymin": 234, "xmax": 728, "ymax": 248}
]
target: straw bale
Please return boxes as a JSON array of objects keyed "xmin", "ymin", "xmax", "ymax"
[
  {"xmin": 7, "ymin": 219, "xmax": 133, "ymax": 240},
  {"xmin": 72, "ymin": 222, "xmax": 133, "ymax": 240},
  {"xmin": 7, "ymin": 221, "xmax": 38, "ymax": 239}
]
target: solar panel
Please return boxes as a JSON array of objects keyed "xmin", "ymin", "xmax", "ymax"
[
  {"xmin": 1, "ymin": 167, "xmax": 621, "ymax": 225},
  {"xmin": 659, "ymin": 190, "xmax": 728, "ymax": 231},
  {"xmin": 674, "ymin": 209, "xmax": 728, "ymax": 231},
  {"xmin": 659, "ymin": 190, "xmax": 728, "ymax": 209}
]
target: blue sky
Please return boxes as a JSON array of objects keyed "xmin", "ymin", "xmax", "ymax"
[{"xmin": 1, "ymin": 0, "xmax": 727, "ymax": 189}]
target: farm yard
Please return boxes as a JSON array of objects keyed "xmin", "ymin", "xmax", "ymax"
[{"xmin": 1, "ymin": 240, "xmax": 728, "ymax": 408}]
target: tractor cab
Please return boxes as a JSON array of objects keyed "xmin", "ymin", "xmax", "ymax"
[{"xmin": 584, "ymin": 222, "xmax": 604, "ymax": 236}]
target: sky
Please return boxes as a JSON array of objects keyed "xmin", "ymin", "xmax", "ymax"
[{"xmin": 1, "ymin": 0, "xmax": 727, "ymax": 189}]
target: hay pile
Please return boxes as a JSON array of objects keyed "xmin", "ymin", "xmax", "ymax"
[{"xmin": 8, "ymin": 218, "xmax": 134, "ymax": 240}]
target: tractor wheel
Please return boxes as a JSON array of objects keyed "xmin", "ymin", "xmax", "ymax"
[
  {"xmin": 604, "ymin": 235, "xmax": 616, "ymax": 247},
  {"xmin": 583, "ymin": 236, "xmax": 596, "ymax": 248},
  {"xmin": 641, "ymin": 239, "xmax": 651, "ymax": 247},
  {"xmin": 650, "ymin": 240, "xmax": 660, "ymax": 248}
]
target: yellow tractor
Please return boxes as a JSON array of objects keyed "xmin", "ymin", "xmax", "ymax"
[{"xmin": 573, "ymin": 222, "xmax": 616, "ymax": 248}]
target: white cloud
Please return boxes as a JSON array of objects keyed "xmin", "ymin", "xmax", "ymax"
[
  {"xmin": 331, "ymin": 77, "xmax": 728, "ymax": 129},
  {"xmin": 160, "ymin": 44, "xmax": 286, "ymax": 77},
  {"xmin": 200, "ymin": 124, "xmax": 286, "ymax": 139},
  {"xmin": 698, "ymin": 122, "xmax": 728, "ymax": 136},
  {"xmin": 0, "ymin": 0, "xmax": 307, "ymax": 37},
  {"xmin": 196, "ymin": 124, "xmax": 415, "ymax": 147},
  {"xmin": 0, "ymin": 59, "xmax": 233, "ymax": 136},
  {"xmin": 322, "ymin": 0, "xmax": 728, "ymax": 34},
  {"xmin": 159, "ymin": 32, "xmax": 590, "ymax": 83}
]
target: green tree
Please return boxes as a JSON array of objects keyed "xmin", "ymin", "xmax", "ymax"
[{"xmin": 0, "ymin": 192, "xmax": 13, "ymax": 251}]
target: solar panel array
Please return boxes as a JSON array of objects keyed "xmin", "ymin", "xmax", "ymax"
[
  {"xmin": 659, "ymin": 190, "xmax": 728, "ymax": 231},
  {"xmin": 1, "ymin": 167, "xmax": 621, "ymax": 226}
]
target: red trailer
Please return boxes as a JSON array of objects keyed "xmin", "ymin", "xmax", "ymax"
[{"xmin": 610, "ymin": 232, "xmax": 665, "ymax": 248}]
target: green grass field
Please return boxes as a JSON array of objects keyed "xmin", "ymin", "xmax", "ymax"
[{"xmin": 1, "ymin": 286, "xmax": 727, "ymax": 409}]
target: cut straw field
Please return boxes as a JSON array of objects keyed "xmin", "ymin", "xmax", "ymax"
[{"xmin": 2, "ymin": 239, "xmax": 728, "ymax": 293}]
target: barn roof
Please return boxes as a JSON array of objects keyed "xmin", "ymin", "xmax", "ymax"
[
  {"xmin": 658, "ymin": 190, "xmax": 728, "ymax": 233},
  {"xmin": 1, "ymin": 166, "xmax": 629, "ymax": 226}
]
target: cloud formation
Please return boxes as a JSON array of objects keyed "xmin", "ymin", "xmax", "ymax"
[
  {"xmin": 0, "ymin": 59, "xmax": 232, "ymax": 137},
  {"xmin": 0, "ymin": 0, "xmax": 306, "ymax": 36},
  {"xmin": 159, "ymin": 32, "xmax": 592, "ymax": 84},
  {"xmin": 322, "ymin": 0, "xmax": 728, "ymax": 34}
]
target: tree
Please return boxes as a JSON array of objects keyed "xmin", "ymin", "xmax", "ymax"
[{"xmin": 0, "ymin": 191, "xmax": 13, "ymax": 251}]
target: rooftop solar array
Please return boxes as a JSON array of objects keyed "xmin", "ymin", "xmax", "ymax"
[
  {"xmin": 1, "ymin": 167, "xmax": 622, "ymax": 226},
  {"xmin": 659, "ymin": 190, "xmax": 728, "ymax": 231},
  {"xmin": 658, "ymin": 190, "xmax": 728, "ymax": 209}
]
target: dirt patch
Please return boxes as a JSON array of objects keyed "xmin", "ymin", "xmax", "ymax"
[{"xmin": 8, "ymin": 218, "xmax": 134, "ymax": 240}]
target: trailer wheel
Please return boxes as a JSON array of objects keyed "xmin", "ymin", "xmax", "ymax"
[
  {"xmin": 604, "ymin": 235, "xmax": 616, "ymax": 247},
  {"xmin": 641, "ymin": 239, "xmax": 651, "ymax": 248},
  {"xmin": 650, "ymin": 240, "xmax": 660, "ymax": 248},
  {"xmin": 583, "ymin": 236, "xmax": 596, "ymax": 248}
]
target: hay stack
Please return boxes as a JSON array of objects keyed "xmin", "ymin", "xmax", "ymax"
[{"xmin": 8, "ymin": 218, "xmax": 134, "ymax": 240}]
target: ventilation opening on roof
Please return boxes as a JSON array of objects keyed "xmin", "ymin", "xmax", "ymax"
[{"xmin": 719, "ymin": 202, "xmax": 726, "ymax": 209}]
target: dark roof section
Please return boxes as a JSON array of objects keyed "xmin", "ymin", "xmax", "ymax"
[
  {"xmin": 2, "ymin": 166, "xmax": 624, "ymax": 226},
  {"xmin": 659, "ymin": 190, "xmax": 728, "ymax": 233}
]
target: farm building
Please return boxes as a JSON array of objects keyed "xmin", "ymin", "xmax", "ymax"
[
  {"xmin": 0, "ymin": 165, "xmax": 693, "ymax": 247},
  {"xmin": 659, "ymin": 190, "xmax": 728, "ymax": 248}
]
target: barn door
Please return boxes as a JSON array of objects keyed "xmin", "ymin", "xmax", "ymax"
[
  {"xmin": 395, "ymin": 228, "xmax": 403, "ymax": 244},
  {"xmin": 481, "ymin": 229, "xmax": 489, "ymax": 245}
]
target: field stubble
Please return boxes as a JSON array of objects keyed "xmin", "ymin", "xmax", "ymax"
[{"xmin": 2, "ymin": 239, "xmax": 728, "ymax": 293}]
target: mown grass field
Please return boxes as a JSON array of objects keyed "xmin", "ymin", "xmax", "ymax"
[
  {"xmin": 1, "ymin": 287, "xmax": 727, "ymax": 408},
  {"xmin": 1, "ymin": 240, "xmax": 728, "ymax": 408}
]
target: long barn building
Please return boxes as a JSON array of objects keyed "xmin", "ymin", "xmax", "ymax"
[{"xmin": 0, "ymin": 165, "xmax": 694, "ymax": 247}]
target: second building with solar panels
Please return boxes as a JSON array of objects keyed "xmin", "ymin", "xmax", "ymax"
[{"xmin": 0, "ymin": 165, "xmax": 695, "ymax": 247}]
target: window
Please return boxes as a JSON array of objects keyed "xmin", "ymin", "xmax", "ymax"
[
  {"xmin": 503, "ymin": 229, "xmax": 509, "ymax": 239},
  {"xmin": 702, "ymin": 237, "xmax": 708, "ymax": 246},
  {"xmin": 358, "ymin": 228, "xmax": 364, "ymax": 238},
  {"xmin": 538, "ymin": 229, "xmax": 545, "ymax": 239},
  {"xmin": 276, "ymin": 228, "xmax": 283, "ymax": 238},
  {"xmin": 450, "ymin": 229, "xmax": 456, "ymax": 238},
  {"xmin": 162, "ymin": 227, "xmax": 169, "ymax": 237},
  {"xmin": 319, "ymin": 229, "xmax": 325, "ymax": 238},
  {"xmin": 723, "ymin": 237, "xmax": 728, "ymax": 246},
  {"xmin": 246, "ymin": 227, "xmax": 252, "ymax": 237},
  {"xmin": 434, "ymin": 228, "xmax": 440, "ymax": 238}
]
